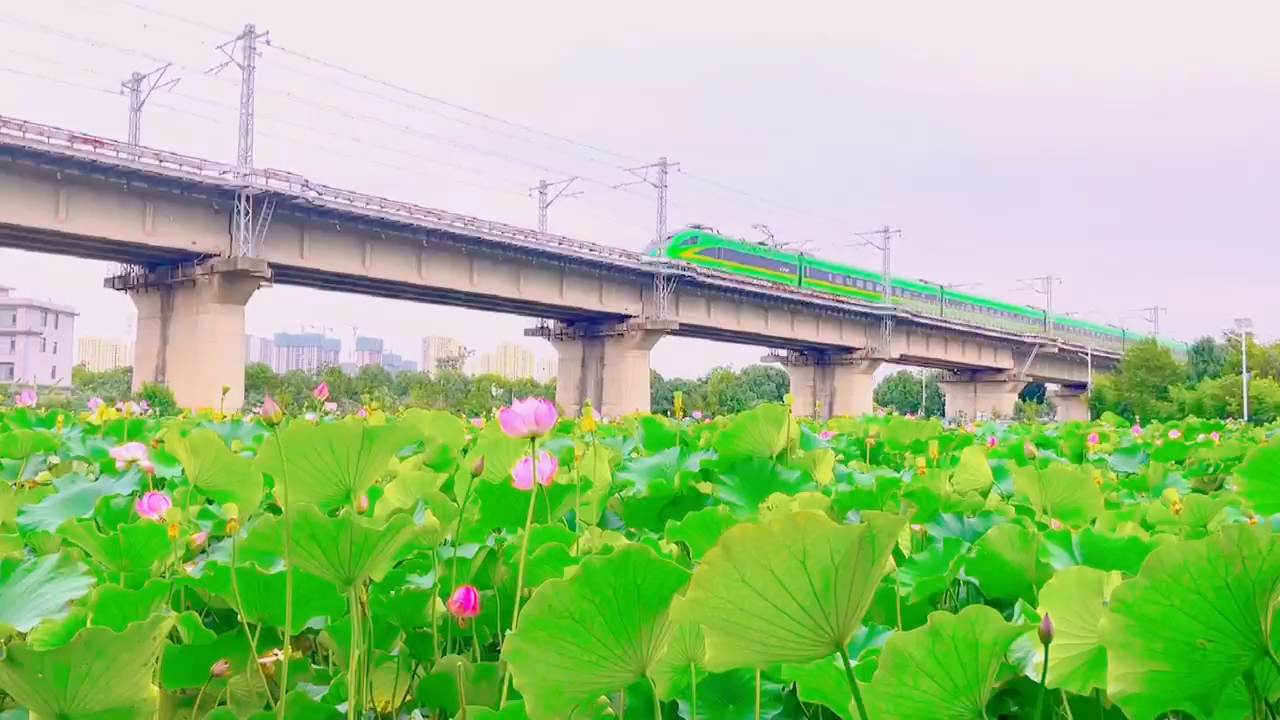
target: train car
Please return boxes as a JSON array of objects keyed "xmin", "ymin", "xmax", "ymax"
[{"xmin": 646, "ymin": 226, "xmax": 1188, "ymax": 358}]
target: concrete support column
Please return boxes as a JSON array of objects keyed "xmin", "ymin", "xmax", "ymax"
[
  {"xmin": 527, "ymin": 319, "xmax": 675, "ymax": 418},
  {"xmin": 1051, "ymin": 385, "xmax": 1090, "ymax": 422},
  {"xmin": 107, "ymin": 258, "xmax": 270, "ymax": 412},
  {"xmin": 770, "ymin": 351, "xmax": 881, "ymax": 420},
  {"xmin": 940, "ymin": 371, "xmax": 1026, "ymax": 421}
]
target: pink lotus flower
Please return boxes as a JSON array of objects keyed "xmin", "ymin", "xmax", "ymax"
[
  {"xmin": 313, "ymin": 382, "xmax": 329, "ymax": 402},
  {"xmin": 1086, "ymin": 432, "xmax": 1099, "ymax": 447},
  {"xmin": 512, "ymin": 450, "xmax": 558, "ymax": 490},
  {"xmin": 13, "ymin": 388, "xmax": 36, "ymax": 408},
  {"xmin": 260, "ymin": 396, "xmax": 284, "ymax": 426},
  {"xmin": 138, "ymin": 400, "xmax": 150, "ymax": 413},
  {"xmin": 323, "ymin": 401, "xmax": 338, "ymax": 413},
  {"xmin": 691, "ymin": 411, "xmax": 703, "ymax": 420},
  {"xmin": 356, "ymin": 407, "xmax": 368, "ymax": 418},
  {"xmin": 470, "ymin": 417, "xmax": 484, "ymax": 428},
  {"xmin": 87, "ymin": 396, "xmax": 103, "ymax": 412},
  {"xmin": 446, "ymin": 584, "xmax": 480, "ymax": 620},
  {"xmin": 116, "ymin": 400, "xmax": 141, "ymax": 416},
  {"xmin": 189, "ymin": 530, "xmax": 209, "ymax": 549},
  {"xmin": 1168, "ymin": 428, "xmax": 1182, "ymax": 440},
  {"xmin": 1130, "ymin": 424, "xmax": 1141, "ymax": 436},
  {"xmin": 110, "ymin": 441, "xmax": 154, "ymax": 473},
  {"xmin": 135, "ymin": 490, "xmax": 172, "ymax": 520},
  {"xmin": 1211, "ymin": 431, "xmax": 1221, "ymax": 442},
  {"xmin": 986, "ymin": 435, "xmax": 997, "ymax": 449},
  {"xmin": 819, "ymin": 430, "xmax": 834, "ymax": 441},
  {"xmin": 498, "ymin": 397, "xmax": 558, "ymax": 439}
]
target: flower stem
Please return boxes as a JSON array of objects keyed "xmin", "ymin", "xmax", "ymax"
[
  {"xmin": 836, "ymin": 645, "xmax": 868, "ymax": 720},
  {"xmin": 447, "ymin": 472, "xmax": 479, "ymax": 654},
  {"xmin": 754, "ymin": 668, "xmax": 762, "ymax": 720},
  {"xmin": 272, "ymin": 425, "xmax": 294, "ymax": 720},
  {"xmin": 347, "ymin": 588, "xmax": 363, "ymax": 720},
  {"xmin": 649, "ymin": 677, "xmax": 662, "ymax": 720},
  {"xmin": 689, "ymin": 663, "xmax": 697, "ymax": 720},
  {"xmin": 230, "ymin": 533, "xmax": 275, "ymax": 707},
  {"xmin": 1033, "ymin": 641, "xmax": 1050, "ymax": 719},
  {"xmin": 499, "ymin": 437, "xmax": 540, "ymax": 707}
]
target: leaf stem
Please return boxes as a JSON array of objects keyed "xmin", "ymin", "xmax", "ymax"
[
  {"xmin": 755, "ymin": 667, "xmax": 762, "ymax": 720},
  {"xmin": 836, "ymin": 645, "xmax": 868, "ymax": 720},
  {"xmin": 273, "ymin": 424, "xmax": 294, "ymax": 720},
  {"xmin": 689, "ymin": 663, "xmax": 697, "ymax": 720},
  {"xmin": 649, "ymin": 676, "xmax": 662, "ymax": 720},
  {"xmin": 499, "ymin": 436, "xmax": 541, "ymax": 707},
  {"xmin": 1033, "ymin": 641, "xmax": 1050, "ymax": 719},
  {"xmin": 347, "ymin": 587, "xmax": 363, "ymax": 720},
  {"xmin": 230, "ymin": 532, "xmax": 275, "ymax": 707}
]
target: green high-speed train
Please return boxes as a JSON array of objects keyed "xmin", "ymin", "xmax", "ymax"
[{"xmin": 645, "ymin": 225, "xmax": 1185, "ymax": 357}]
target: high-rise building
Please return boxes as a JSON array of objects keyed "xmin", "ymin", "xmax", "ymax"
[
  {"xmin": 0, "ymin": 286, "xmax": 77, "ymax": 387},
  {"xmin": 271, "ymin": 332, "xmax": 341, "ymax": 373},
  {"xmin": 244, "ymin": 335, "xmax": 275, "ymax": 366},
  {"xmin": 421, "ymin": 336, "xmax": 467, "ymax": 375},
  {"xmin": 474, "ymin": 343, "xmax": 538, "ymax": 380},
  {"xmin": 381, "ymin": 352, "xmax": 418, "ymax": 373},
  {"xmin": 77, "ymin": 336, "xmax": 129, "ymax": 372},
  {"xmin": 534, "ymin": 355, "xmax": 558, "ymax": 383},
  {"xmin": 354, "ymin": 336, "xmax": 384, "ymax": 367}
]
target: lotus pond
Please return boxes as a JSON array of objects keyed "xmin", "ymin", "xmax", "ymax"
[{"xmin": 1, "ymin": 397, "xmax": 1279, "ymax": 719}]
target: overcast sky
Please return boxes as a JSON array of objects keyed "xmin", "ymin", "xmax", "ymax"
[{"xmin": 1, "ymin": 0, "xmax": 1277, "ymax": 378}]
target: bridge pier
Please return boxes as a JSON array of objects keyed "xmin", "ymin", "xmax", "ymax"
[
  {"xmin": 526, "ymin": 319, "xmax": 675, "ymax": 418},
  {"xmin": 106, "ymin": 258, "xmax": 271, "ymax": 412},
  {"xmin": 939, "ymin": 371, "xmax": 1026, "ymax": 421},
  {"xmin": 768, "ymin": 351, "xmax": 881, "ymax": 419},
  {"xmin": 1051, "ymin": 385, "xmax": 1091, "ymax": 422}
]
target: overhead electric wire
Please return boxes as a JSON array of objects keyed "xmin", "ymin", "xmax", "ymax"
[{"xmin": 4, "ymin": 3, "xmax": 860, "ymax": 235}]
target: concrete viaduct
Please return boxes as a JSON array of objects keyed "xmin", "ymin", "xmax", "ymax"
[{"xmin": 0, "ymin": 116, "xmax": 1109, "ymax": 421}]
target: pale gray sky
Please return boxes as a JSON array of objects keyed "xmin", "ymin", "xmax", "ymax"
[{"xmin": 1, "ymin": 0, "xmax": 1277, "ymax": 377}]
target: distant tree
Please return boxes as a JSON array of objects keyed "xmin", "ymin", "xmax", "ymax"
[
  {"xmin": 435, "ymin": 348, "xmax": 472, "ymax": 374},
  {"xmin": 1186, "ymin": 335, "xmax": 1227, "ymax": 383},
  {"xmin": 874, "ymin": 370, "xmax": 943, "ymax": 417},
  {"xmin": 71, "ymin": 366, "xmax": 133, "ymax": 403},
  {"xmin": 1019, "ymin": 381, "xmax": 1047, "ymax": 404},
  {"xmin": 1102, "ymin": 338, "xmax": 1186, "ymax": 422}
]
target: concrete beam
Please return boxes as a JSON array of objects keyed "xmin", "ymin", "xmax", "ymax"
[
  {"xmin": 766, "ymin": 351, "xmax": 881, "ymax": 420},
  {"xmin": 1051, "ymin": 384, "xmax": 1091, "ymax": 422},
  {"xmin": 939, "ymin": 370, "xmax": 1027, "ymax": 421},
  {"xmin": 107, "ymin": 257, "xmax": 271, "ymax": 411},
  {"xmin": 526, "ymin": 319, "xmax": 676, "ymax": 418}
]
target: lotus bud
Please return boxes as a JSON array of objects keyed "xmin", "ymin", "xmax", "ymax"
[
  {"xmin": 355, "ymin": 494, "xmax": 369, "ymax": 514},
  {"xmin": 189, "ymin": 530, "xmax": 209, "ymax": 550},
  {"xmin": 1038, "ymin": 613, "xmax": 1055, "ymax": 646},
  {"xmin": 446, "ymin": 584, "xmax": 481, "ymax": 622},
  {"xmin": 261, "ymin": 395, "xmax": 284, "ymax": 426},
  {"xmin": 210, "ymin": 659, "xmax": 230, "ymax": 678},
  {"xmin": 224, "ymin": 516, "xmax": 240, "ymax": 535},
  {"xmin": 1023, "ymin": 441, "xmax": 1037, "ymax": 459},
  {"xmin": 470, "ymin": 455, "xmax": 485, "ymax": 477}
]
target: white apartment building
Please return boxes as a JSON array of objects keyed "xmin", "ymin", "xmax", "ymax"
[
  {"xmin": 421, "ymin": 335, "xmax": 466, "ymax": 375},
  {"xmin": 0, "ymin": 286, "xmax": 77, "ymax": 387},
  {"xmin": 77, "ymin": 336, "xmax": 129, "ymax": 372}
]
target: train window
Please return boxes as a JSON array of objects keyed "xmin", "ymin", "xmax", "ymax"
[{"xmin": 679, "ymin": 234, "xmax": 700, "ymax": 246}]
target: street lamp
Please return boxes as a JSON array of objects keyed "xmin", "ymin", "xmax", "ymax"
[{"xmin": 1236, "ymin": 317, "xmax": 1253, "ymax": 422}]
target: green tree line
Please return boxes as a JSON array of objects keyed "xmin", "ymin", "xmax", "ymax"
[{"xmin": 1090, "ymin": 333, "xmax": 1280, "ymax": 423}]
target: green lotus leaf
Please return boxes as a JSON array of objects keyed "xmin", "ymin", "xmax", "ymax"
[
  {"xmin": 676, "ymin": 509, "xmax": 905, "ymax": 671},
  {"xmin": 650, "ymin": 595, "xmax": 707, "ymax": 701},
  {"xmin": 414, "ymin": 655, "xmax": 502, "ymax": 716},
  {"xmin": 242, "ymin": 505, "xmax": 423, "ymax": 590},
  {"xmin": 166, "ymin": 427, "xmax": 264, "ymax": 512},
  {"xmin": 0, "ymin": 554, "xmax": 95, "ymax": 638},
  {"xmin": 963, "ymin": 522, "xmax": 1053, "ymax": 604},
  {"xmin": 59, "ymin": 517, "xmax": 173, "ymax": 580},
  {"xmin": 503, "ymin": 544, "xmax": 690, "ymax": 719},
  {"xmin": 86, "ymin": 577, "xmax": 170, "ymax": 631},
  {"xmin": 1101, "ymin": 524, "xmax": 1280, "ymax": 719},
  {"xmin": 186, "ymin": 562, "xmax": 345, "ymax": 634},
  {"xmin": 1041, "ymin": 526, "xmax": 1157, "ymax": 575},
  {"xmin": 1033, "ymin": 565, "xmax": 1120, "ymax": 696},
  {"xmin": 472, "ymin": 478, "xmax": 577, "ymax": 531},
  {"xmin": 401, "ymin": 408, "xmax": 468, "ymax": 457},
  {"xmin": 949, "ymin": 444, "xmax": 994, "ymax": 496},
  {"xmin": 255, "ymin": 418, "xmax": 418, "ymax": 512},
  {"xmin": 1012, "ymin": 461, "xmax": 1104, "ymax": 526},
  {"xmin": 865, "ymin": 605, "xmax": 1024, "ymax": 720},
  {"xmin": 712, "ymin": 403, "xmax": 796, "ymax": 460},
  {"xmin": 0, "ymin": 612, "xmax": 174, "ymax": 718},
  {"xmin": 678, "ymin": 668, "xmax": 787, "ymax": 720},
  {"xmin": 16, "ymin": 471, "xmax": 138, "ymax": 533},
  {"xmin": 663, "ymin": 505, "xmax": 740, "ymax": 560},
  {"xmin": 782, "ymin": 625, "xmax": 893, "ymax": 720}
]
